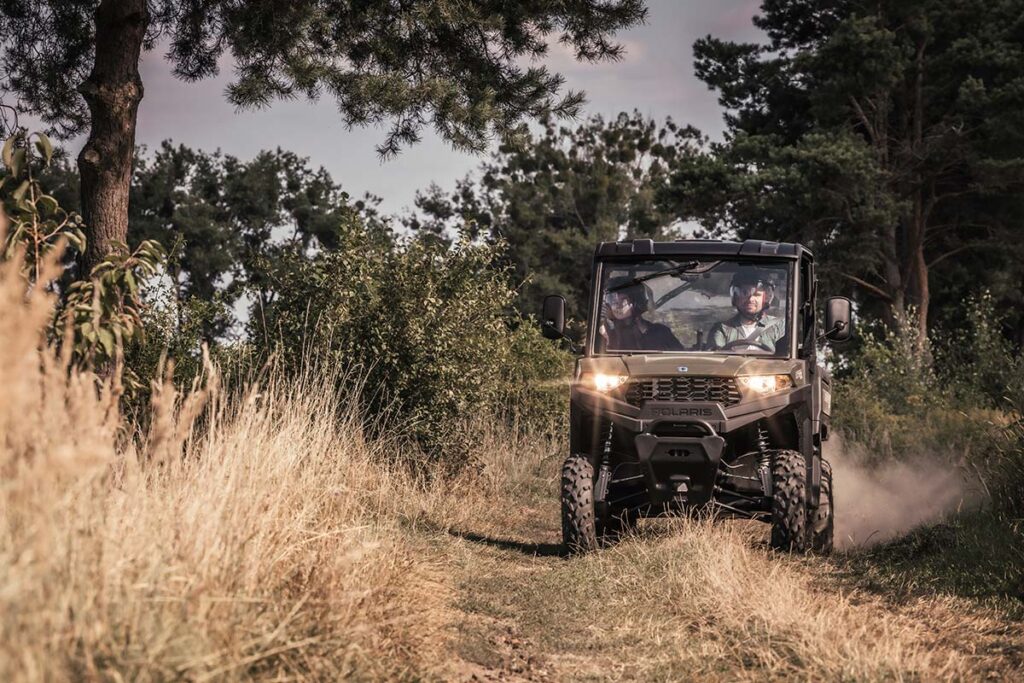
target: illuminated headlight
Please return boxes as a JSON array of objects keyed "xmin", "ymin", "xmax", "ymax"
[
  {"xmin": 581, "ymin": 373, "xmax": 628, "ymax": 393},
  {"xmin": 739, "ymin": 374, "xmax": 793, "ymax": 395}
]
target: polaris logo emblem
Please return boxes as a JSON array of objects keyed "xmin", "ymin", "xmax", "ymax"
[
  {"xmin": 650, "ymin": 406, "xmax": 714, "ymax": 417},
  {"xmin": 677, "ymin": 366, "xmax": 688, "ymax": 372}
]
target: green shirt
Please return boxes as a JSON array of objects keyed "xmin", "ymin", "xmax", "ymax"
[{"xmin": 708, "ymin": 314, "xmax": 786, "ymax": 352}]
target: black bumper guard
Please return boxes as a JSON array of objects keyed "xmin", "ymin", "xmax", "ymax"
[{"xmin": 634, "ymin": 420, "xmax": 725, "ymax": 505}]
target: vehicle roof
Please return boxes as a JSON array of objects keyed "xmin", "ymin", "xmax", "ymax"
[{"xmin": 595, "ymin": 238, "xmax": 811, "ymax": 260}]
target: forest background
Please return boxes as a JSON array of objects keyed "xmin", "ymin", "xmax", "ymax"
[{"xmin": 1, "ymin": 0, "xmax": 1022, "ymax": 679}]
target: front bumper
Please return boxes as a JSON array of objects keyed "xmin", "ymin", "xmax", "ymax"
[
  {"xmin": 634, "ymin": 422, "xmax": 725, "ymax": 504},
  {"xmin": 571, "ymin": 384, "xmax": 811, "ymax": 506}
]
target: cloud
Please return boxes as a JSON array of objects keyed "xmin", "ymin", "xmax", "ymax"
[{"xmin": 711, "ymin": 0, "xmax": 761, "ymax": 35}]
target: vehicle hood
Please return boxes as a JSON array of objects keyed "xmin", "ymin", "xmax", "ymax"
[{"xmin": 579, "ymin": 354, "xmax": 802, "ymax": 379}]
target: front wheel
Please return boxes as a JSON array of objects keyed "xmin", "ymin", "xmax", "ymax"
[
  {"xmin": 561, "ymin": 454, "xmax": 599, "ymax": 554},
  {"xmin": 770, "ymin": 449, "xmax": 810, "ymax": 552}
]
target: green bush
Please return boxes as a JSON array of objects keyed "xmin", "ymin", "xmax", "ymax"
[
  {"xmin": 120, "ymin": 281, "xmax": 237, "ymax": 419},
  {"xmin": 834, "ymin": 302, "xmax": 1023, "ymax": 515},
  {"xmin": 938, "ymin": 292, "xmax": 1024, "ymax": 410},
  {"xmin": 498, "ymin": 320, "xmax": 572, "ymax": 432},
  {"xmin": 836, "ymin": 314, "xmax": 995, "ymax": 463},
  {"xmin": 833, "ymin": 311, "xmax": 959, "ymax": 461},
  {"xmin": 1, "ymin": 131, "xmax": 164, "ymax": 387},
  {"xmin": 994, "ymin": 419, "xmax": 1024, "ymax": 519},
  {"xmin": 254, "ymin": 220, "xmax": 572, "ymax": 464}
]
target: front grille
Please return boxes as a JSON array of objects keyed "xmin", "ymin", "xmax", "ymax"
[{"xmin": 623, "ymin": 376, "xmax": 742, "ymax": 407}]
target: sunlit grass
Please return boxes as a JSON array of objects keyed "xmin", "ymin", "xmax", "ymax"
[{"xmin": 0, "ymin": 247, "xmax": 448, "ymax": 681}]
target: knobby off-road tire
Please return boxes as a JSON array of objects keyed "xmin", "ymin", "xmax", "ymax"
[
  {"xmin": 811, "ymin": 459, "xmax": 834, "ymax": 554},
  {"xmin": 561, "ymin": 454, "xmax": 599, "ymax": 554},
  {"xmin": 770, "ymin": 449, "xmax": 810, "ymax": 552}
]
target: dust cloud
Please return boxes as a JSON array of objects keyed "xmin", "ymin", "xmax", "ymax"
[{"xmin": 824, "ymin": 436, "xmax": 983, "ymax": 550}]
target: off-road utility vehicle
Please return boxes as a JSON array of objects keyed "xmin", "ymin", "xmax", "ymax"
[{"xmin": 541, "ymin": 239, "xmax": 851, "ymax": 554}]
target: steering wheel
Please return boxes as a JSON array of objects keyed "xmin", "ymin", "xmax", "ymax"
[{"xmin": 721, "ymin": 338, "xmax": 775, "ymax": 352}]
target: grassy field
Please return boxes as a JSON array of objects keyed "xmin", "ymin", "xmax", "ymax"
[
  {"xmin": 425, "ymin": 430, "xmax": 1023, "ymax": 682},
  {"xmin": 2, "ymin": 253, "xmax": 1022, "ymax": 681}
]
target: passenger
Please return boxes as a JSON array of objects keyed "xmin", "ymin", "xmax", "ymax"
[{"xmin": 599, "ymin": 277, "xmax": 683, "ymax": 351}]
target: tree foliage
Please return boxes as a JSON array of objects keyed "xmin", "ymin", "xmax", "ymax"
[
  {"xmin": 408, "ymin": 112, "xmax": 695, "ymax": 324},
  {"xmin": 2, "ymin": 0, "xmax": 646, "ymax": 154},
  {"xmin": 48, "ymin": 141, "xmax": 384, "ymax": 337},
  {"xmin": 0, "ymin": 0, "xmax": 647, "ymax": 272},
  {"xmin": 129, "ymin": 143, "xmax": 383, "ymax": 331},
  {"xmin": 256, "ymin": 221, "xmax": 570, "ymax": 461},
  {"xmin": 0, "ymin": 131, "xmax": 163, "ymax": 382},
  {"xmin": 663, "ymin": 0, "xmax": 1024, "ymax": 346}
]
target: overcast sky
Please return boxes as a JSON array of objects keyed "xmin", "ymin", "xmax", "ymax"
[{"xmin": 54, "ymin": 0, "xmax": 764, "ymax": 215}]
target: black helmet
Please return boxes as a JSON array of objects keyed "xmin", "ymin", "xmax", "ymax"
[
  {"xmin": 604, "ymin": 276, "xmax": 654, "ymax": 314},
  {"xmin": 730, "ymin": 268, "xmax": 776, "ymax": 310},
  {"xmin": 730, "ymin": 268, "xmax": 775, "ymax": 290}
]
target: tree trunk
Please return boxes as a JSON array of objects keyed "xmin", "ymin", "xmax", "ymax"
[
  {"xmin": 909, "ymin": 38, "xmax": 929, "ymax": 355},
  {"xmin": 880, "ymin": 218, "xmax": 905, "ymax": 332},
  {"xmin": 77, "ymin": 0, "xmax": 149, "ymax": 274},
  {"xmin": 912, "ymin": 244, "xmax": 929, "ymax": 348}
]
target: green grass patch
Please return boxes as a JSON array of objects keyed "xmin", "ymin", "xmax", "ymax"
[{"xmin": 835, "ymin": 511, "xmax": 1024, "ymax": 616}]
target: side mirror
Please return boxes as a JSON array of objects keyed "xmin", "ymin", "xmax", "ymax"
[
  {"xmin": 824, "ymin": 296, "xmax": 853, "ymax": 343},
  {"xmin": 541, "ymin": 295, "xmax": 566, "ymax": 340}
]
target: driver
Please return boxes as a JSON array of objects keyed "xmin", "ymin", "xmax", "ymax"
[
  {"xmin": 708, "ymin": 270, "xmax": 786, "ymax": 352},
  {"xmin": 599, "ymin": 277, "xmax": 683, "ymax": 351}
]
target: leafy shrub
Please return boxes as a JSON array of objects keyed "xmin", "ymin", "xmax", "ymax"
[
  {"xmin": 255, "ymin": 220, "xmax": 572, "ymax": 464},
  {"xmin": 58, "ymin": 239, "xmax": 164, "ymax": 378},
  {"xmin": 497, "ymin": 320, "xmax": 572, "ymax": 432},
  {"xmin": 1, "ymin": 131, "xmax": 165, "ymax": 387},
  {"xmin": 938, "ymin": 291, "xmax": 1024, "ymax": 410},
  {"xmin": 121, "ymin": 279, "xmax": 237, "ymax": 419},
  {"xmin": 834, "ymin": 310, "xmax": 956, "ymax": 460},
  {"xmin": 834, "ymin": 303, "xmax": 1023, "ymax": 515},
  {"xmin": 833, "ymin": 307, "xmax": 1010, "ymax": 463},
  {"xmin": 993, "ymin": 419, "xmax": 1024, "ymax": 518},
  {"xmin": 0, "ymin": 131, "xmax": 85, "ymax": 278}
]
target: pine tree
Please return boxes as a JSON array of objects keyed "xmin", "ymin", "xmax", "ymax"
[
  {"xmin": 662, "ymin": 0, "xmax": 1024, "ymax": 348},
  {"xmin": 408, "ymin": 112, "xmax": 694, "ymax": 322},
  {"xmin": 0, "ymin": 0, "xmax": 647, "ymax": 271}
]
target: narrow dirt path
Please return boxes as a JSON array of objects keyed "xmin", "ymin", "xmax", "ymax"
[
  {"xmin": 439, "ymin": 498, "xmax": 563, "ymax": 682},
  {"xmin": 434, "ymin": 495, "xmax": 1023, "ymax": 682}
]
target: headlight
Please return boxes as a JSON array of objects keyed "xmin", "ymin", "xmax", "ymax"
[
  {"xmin": 581, "ymin": 372, "xmax": 628, "ymax": 393},
  {"xmin": 739, "ymin": 374, "xmax": 793, "ymax": 395}
]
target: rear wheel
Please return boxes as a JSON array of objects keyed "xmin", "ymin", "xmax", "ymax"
[
  {"xmin": 811, "ymin": 459, "xmax": 834, "ymax": 554},
  {"xmin": 561, "ymin": 454, "xmax": 599, "ymax": 554},
  {"xmin": 770, "ymin": 449, "xmax": 810, "ymax": 552}
]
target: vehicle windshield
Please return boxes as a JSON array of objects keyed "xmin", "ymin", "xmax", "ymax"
[{"xmin": 595, "ymin": 259, "xmax": 791, "ymax": 356}]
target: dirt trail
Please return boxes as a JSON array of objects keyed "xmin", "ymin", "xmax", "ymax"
[{"xmin": 434, "ymin": 496, "xmax": 1023, "ymax": 682}]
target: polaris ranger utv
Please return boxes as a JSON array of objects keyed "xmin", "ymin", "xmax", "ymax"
[{"xmin": 540, "ymin": 239, "xmax": 852, "ymax": 554}]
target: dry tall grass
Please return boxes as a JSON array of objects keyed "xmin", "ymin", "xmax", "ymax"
[
  {"xmin": 3, "ymin": 240, "xmax": 1017, "ymax": 681},
  {"xmin": 0, "ymin": 247, "xmax": 447, "ymax": 680},
  {"xmin": 550, "ymin": 520, "xmax": 987, "ymax": 680},
  {"xmin": 425, "ymin": 417, "xmax": 1018, "ymax": 681}
]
